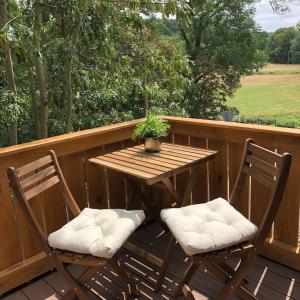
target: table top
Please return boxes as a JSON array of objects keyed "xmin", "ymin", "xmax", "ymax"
[{"xmin": 89, "ymin": 143, "xmax": 217, "ymax": 185}]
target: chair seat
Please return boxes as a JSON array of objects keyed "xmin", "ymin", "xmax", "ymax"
[
  {"xmin": 160, "ymin": 198, "xmax": 258, "ymax": 256},
  {"xmin": 48, "ymin": 208, "xmax": 145, "ymax": 259}
]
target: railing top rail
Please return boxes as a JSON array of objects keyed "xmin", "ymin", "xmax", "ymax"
[
  {"xmin": 2, "ymin": 116, "xmax": 300, "ymax": 163},
  {"xmin": 163, "ymin": 116, "xmax": 300, "ymax": 137},
  {"xmin": 0, "ymin": 119, "xmax": 144, "ymax": 160}
]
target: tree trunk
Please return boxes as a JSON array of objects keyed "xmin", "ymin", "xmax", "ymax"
[
  {"xmin": 65, "ymin": 59, "xmax": 73, "ymax": 131},
  {"xmin": 144, "ymin": 76, "xmax": 149, "ymax": 113},
  {"xmin": 0, "ymin": 0, "xmax": 18, "ymax": 145},
  {"xmin": 33, "ymin": 0, "xmax": 48, "ymax": 138},
  {"xmin": 29, "ymin": 70, "xmax": 41, "ymax": 139},
  {"xmin": 64, "ymin": 15, "xmax": 84, "ymax": 132}
]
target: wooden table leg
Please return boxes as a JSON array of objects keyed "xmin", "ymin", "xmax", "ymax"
[
  {"xmin": 125, "ymin": 177, "xmax": 140, "ymax": 210},
  {"xmin": 181, "ymin": 165, "xmax": 203, "ymax": 206},
  {"xmin": 126, "ymin": 176, "xmax": 158, "ymax": 218},
  {"xmin": 124, "ymin": 166, "xmax": 206, "ymax": 297},
  {"xmin": 155, "ymin": 166, "xmax": 205, "ymax": 295},
  {"xmin": 161, "ymin": 178, "xmax": 182, "ymax": 206}
]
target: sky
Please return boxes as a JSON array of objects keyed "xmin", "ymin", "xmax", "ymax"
[{"xmin": 255, "ymin": 0, "xmax": 300, "ymax": 32}]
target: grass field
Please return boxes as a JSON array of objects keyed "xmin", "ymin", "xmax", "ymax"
[{"xmin": 227, "ymin": 64, "xmax": 300, "ymax": 127}]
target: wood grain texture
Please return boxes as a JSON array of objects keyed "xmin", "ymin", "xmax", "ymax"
[
  {"xmin": 228, "ymin": 142, "xmax": 250, "ymax": 217},
  {"xmin": 165, "ymin": 116, "xmax": 300, "ymax": 153},
  {"xmin": 59, "ymin": 152, "xmax": 87, "ymax": 210},
  {"xmin": 274, "ymin": 150, "xmax": 300, "ymax": 247},
  {"xmin": 84, "ymin": 146, "xmax": 107, "ymax": 209},
  {"xmin": 173, "ymin": 134, "xmax": 191, "ymax": 203},
  {"xmin": 0, "ymin": 168, "xmax": 22, "ymax": 271},
  {"xmin": 0, "ymin": 120, "xmax": 141, "ymax": 292},
  {"xmin": 251, "ymin": 179, "xmax": 273, "ymax": 229},
  {"xmin": 42, "ymin": 184, "xmax": 68, "ymax": 234},
  {"xmin": 0, "ymin": 252, "xmax": 52, "ymax": 294},
  {"xmin": 1, "ymin": 117, "xmax": 300, "ymax": 294},
  {"xmin": 22, "ymin": 278, "xmax": 61, "ymax": 300},
  {"xmin": 2, "ymin": 225, "xmax": 300, "ymax": 299},
  {"xmin": 104, "ymin": 142, "xmax": 127, "ymax": 209},
  {"xmin": 207, "ymin": 139, "xmax": 228, "ymax": 200},
  {"xmin": 190, "ymin": 136, "xmax": 209, "ymax": 204},
  {"xmin": 89, "ymin": 143, "xmax": 216, "ymax": 186}
]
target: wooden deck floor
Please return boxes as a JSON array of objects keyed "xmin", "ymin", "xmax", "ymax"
[{"xmin": 3, "ymin": 223, "xmax": 300, "ymax": 300}]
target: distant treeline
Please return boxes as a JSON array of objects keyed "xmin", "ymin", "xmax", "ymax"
[
  {"xmin": 150, "ymin": 19, "xmax": 300, "ymax": 65},
  {"xmin": 254, "ymin": 24, "xmax": 300, "ymax": 64}
]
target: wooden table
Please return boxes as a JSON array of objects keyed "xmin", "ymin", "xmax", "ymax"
[
  {"xmin": 89, "ymin": 142, "xmax": 217, "ymax": 290},
  {"xmin": 89, "ymin": 142, "xmax": 217, "ymax": 207}
]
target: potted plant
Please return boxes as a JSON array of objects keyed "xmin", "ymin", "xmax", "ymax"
[{"xmin": 132, "ymin": 111, "xmax": 170, "ymax": 152}]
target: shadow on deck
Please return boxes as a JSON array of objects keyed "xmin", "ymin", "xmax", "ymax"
[{"xmin": 3, "ymin": 223, "xmax": 300, "ymax": 300}]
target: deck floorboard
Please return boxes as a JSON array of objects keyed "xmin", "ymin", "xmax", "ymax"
[{"xmin": 2, "ymin": 223, "xmax": 299, "ymax": 300}]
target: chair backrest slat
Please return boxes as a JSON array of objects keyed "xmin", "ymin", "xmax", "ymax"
[
  {"xmin": 248, "ymin": 143, "xmax": 282, "ymax": 163},
  {"xmin": 24, "ymin": 175, "xmax": 60, "ymax": 200},
  {"xmin": 245, "ymin": 154, "xmax": 279, "ymax": 177},
  {"xmin": 21, "ymin": 165, "xmax": 57, "ymax": 190},
  {"xmin": 7, "ymin": 150, "xmax": 82, "ymax": 254},
  {"xmin": 243, "ymin": 165, "xmax": 275, "ymax": 187},
  {"xmin": 16, "ymin": 155, "xmax": 52, "ymax": 177}
]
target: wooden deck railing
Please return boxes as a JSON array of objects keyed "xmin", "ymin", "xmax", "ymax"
[{"xmin": 0, "ymin": 116, "xmax": 299, "ymax": 294}]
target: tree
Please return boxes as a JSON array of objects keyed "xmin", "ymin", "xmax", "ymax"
[
  {"xmin": 67, "ymin": 4, "xmax": 189, "ymax": 132},
  {"xmin": 0, "ymin": 0, "xmax": 18, "ymax": 144},
  {"xmin": 48, "ymin": 0, "xmax": 90, "ymax": 132},
  {"xmin": 174, "ymin": 0, "xmax": 267, "ymax": 118},
  {"xmin": 291, "ymin": 22, "xmax": 300, "ymax": 63},
  {"xmin": 269, "ymin": 27, "xmax": 296, "ymax": 64},
  {"xmin": 0, "ymin": 0, "xmax": 291, "ymax": 147}
]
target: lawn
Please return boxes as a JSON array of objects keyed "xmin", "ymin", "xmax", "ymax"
[{"xmin": 227, "ymin": 64, "xmax": 300, "ymax": 127}]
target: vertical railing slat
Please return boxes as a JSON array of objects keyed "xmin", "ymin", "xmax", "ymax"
[
  {"xmin": 207, "ymin": 139, "xmax": 228, "ymax": 200},
  {"xmin": 104, "ymin": 142, "xmax": 126, "ymax": 209},
  {"xmin": 190, "ymin": 136, "xmax": 209, "ymax": 204},
  {"xmin": 274, "ymin": 150, "xmax": 300, "ymax": 248},
  {"xmin": 42, "ymin": 184, "xmax": 68, "ymax": 234},
  {"xmin": 0, "ymin": 168, "xmax": 23, "ymax": 271},
  {"xmin": 173, "ymin": 134, "xmax": 191, "ymax": 203},
  {"xmin": 59, "ymin": 152, "xmax": 88, "ymax": 210},
  {"xmin": 228, "ymin": 142, "xmax": 250, "ymax": 217},
  {"xmin": 84, "ymin": 146, "xmax": 108, "ymax": 209}
]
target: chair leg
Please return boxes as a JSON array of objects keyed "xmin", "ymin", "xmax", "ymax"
[
  {"xmin": 54, "ymin": 260, "xmax": 90, "ymax": 300},
  {"xmin": 216, "ymin": 262, "xmax": 248, "ymax": 284},
  {"xmin": 182, "ymin": 284, "xmax": 197, "ymax": 300},
  {"xmin": 175, "ymin": 262, "xmax": 199, "ymax": 296},
  {"xmin": 109, "ymin": 258, "xmax": 140, "ymax": 297},
  {"xmin": 205, "ymin": 264, "xmax": 256, "ymax": 300},
  {"xmin": 154, "ymin": 236, "xmax": 176, "ymax": 293},
  {"xmin": 215, "ymin": 255, "xmax": 256, "ymax": 300},
  {"xmin": 62, "ymin": 266, "xmax": 100, "ymax": 300}
]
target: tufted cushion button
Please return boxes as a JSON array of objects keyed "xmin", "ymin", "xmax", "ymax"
[
  {"xmin": 48, "ymin": 208, "xmax": 145, "ymax": 259},
  {"xmin": 161, "ymin": 198, "xmax": 258, "ymax": 256}
]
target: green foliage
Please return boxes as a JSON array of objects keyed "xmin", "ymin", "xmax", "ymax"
[
  {"xmin": 0, "ymin": 89, "xmax": 28, "ymax": 126},
  {"xmin": 0, "ymin": 0, "xmax": 286, "ymax": 147},
  {"xmin": 132, "ymin": 111, "xmax": 170, "ymax": 139},
  {"xmin": 291, "ymin": 23, "xmax": 300, "ymax": 63},
  {"xmin": 0, "ymin": 88, "xmax": 29, "ymax": 146},
  {"xmin": 175, "ymin": 0, "xmax": 267, "ymax": 119},
  {"xmin": 269, "ymin": 27, "xmax": 296, "ymax": 64}
]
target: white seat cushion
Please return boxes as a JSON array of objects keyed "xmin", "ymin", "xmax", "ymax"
[
  {"xmin": 48, "ymin": 208, "xmax": 145, "ymax": 259},
  {"xmin": 161, "ymin": 197, "xmax": 258, "ymax": 256}
]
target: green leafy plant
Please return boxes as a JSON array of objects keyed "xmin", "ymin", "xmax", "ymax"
[{"xmin": 132, "ymin": 111, "xmax": 170, "ymax": 140}]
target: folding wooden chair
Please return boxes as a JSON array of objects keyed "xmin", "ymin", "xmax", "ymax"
[
  {"xmin": 7, "ymin": 150, "xmax": 145, "ymax": 300},
  {"xmin": 157, "ymin": 139, "xmax": 292, "ymax": 300}
]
